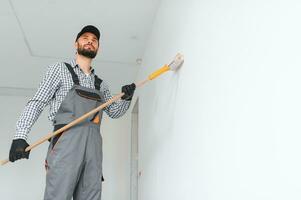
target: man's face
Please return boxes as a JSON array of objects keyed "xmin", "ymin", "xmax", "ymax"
[{"xmin": 75, "ymin": 32, "xmax": 99, "ymax": 59}]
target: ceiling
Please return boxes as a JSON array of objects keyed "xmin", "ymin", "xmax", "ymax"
[{"xmin": 0, "ymin": 0, "xmax": 161, "ymax": 94}]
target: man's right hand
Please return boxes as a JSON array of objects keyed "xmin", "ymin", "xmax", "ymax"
[{"xmin": 9, "ymin": 139, "xmax": 30, "ymax": 162}]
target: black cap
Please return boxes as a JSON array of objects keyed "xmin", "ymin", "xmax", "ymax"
[{"xmin": 76, "ymin": 25, "xmax": 100, "ymax": 41}]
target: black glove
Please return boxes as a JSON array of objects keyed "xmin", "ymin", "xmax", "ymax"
[
  {"xmin": 121, "ymin": 83, "xmax": 136, "ymax": 100},
  {"xmin": 9, "ymin": 139, "xmax": 30, "ymax": 162}
]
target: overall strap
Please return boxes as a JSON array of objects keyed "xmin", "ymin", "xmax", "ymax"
[
  {"xmin": 94, "ymin": 75, "xmax": 103, "ymax": 90},
  {"xmin": 64, "ymin": 62, "xmax": 80, "ymax": 85}
]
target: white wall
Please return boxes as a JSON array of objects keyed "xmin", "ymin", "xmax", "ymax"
[
  {"xmin": 0, "ymin": 95, "xmax": 131, "ymax": 200},
  {"xmin": 135, "ymin": 0, "xmax": 301, "ymax": 199}
]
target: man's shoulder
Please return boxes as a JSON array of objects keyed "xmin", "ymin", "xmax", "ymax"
[{"xmin": 47, "ymin": 61, "xmax": 62, "ymax": 69}]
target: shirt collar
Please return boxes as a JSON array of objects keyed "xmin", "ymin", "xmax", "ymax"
[{"xmin": 70, "ymin": 59, "xmax": 95, "ymax": 74}]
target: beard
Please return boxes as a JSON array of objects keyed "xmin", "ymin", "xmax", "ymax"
[{"xmin": 77, "ymin": 44, "xmax": 98, "ymax": 59}]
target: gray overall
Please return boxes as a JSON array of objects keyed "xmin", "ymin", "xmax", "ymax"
[{"xmin": 44, "ymin": 63, "xmax": 104, "ymax": 200}]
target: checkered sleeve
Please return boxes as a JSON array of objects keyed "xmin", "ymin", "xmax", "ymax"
[
  {"xmin": 14, "ymin": 63, "xmax": 61, "ymax": 140},
  {"xmin": 100, "ymin": 81, "xmax": 131, "ymax": 119}
]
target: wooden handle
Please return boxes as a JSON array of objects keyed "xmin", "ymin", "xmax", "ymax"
[{"xmin": 135, "ymin": 79, "xmax": 149, "ymax": 88}]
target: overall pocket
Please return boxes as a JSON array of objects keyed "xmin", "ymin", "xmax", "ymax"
[{"xmin": 74, "ymin": 89, "xmax": 101, "ymax": 121}]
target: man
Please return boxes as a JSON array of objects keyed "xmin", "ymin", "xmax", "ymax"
[{"xmin": 8, "ymin": 25, "xmax": 136, "ymax": 200}]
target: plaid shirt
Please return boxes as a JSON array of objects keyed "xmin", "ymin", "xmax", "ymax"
[{"xmin": 14, "ymin": 59, "xmax": 131, "ymax": 140}]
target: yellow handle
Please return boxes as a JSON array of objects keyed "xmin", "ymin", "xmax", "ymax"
[{"xmin": 148, "ymin": 65, "xmax": 170, "ymax": 80}]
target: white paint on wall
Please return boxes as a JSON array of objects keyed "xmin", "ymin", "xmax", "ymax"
[{"xmin": 135, "ymin": 0, "xmax": 301, "ymax": 199}]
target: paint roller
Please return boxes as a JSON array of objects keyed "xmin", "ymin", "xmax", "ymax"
[
  {"xmin": 134, "ymin": 53, "xmax": 184, "ymax": 88},
  {"xmin": 0, "ymin": 53, "xmax": 184, "ymax": 166}
]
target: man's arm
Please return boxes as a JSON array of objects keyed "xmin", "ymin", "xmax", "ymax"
[
  {"xmin": 101, "ymin": 81, "xmax": 135, "ymax": 118},
  {"xmin": 14, "ymin": 63, "xmax": 61, "ymax": 141}
]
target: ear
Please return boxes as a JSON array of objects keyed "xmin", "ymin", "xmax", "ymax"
[{"xmin": 74, "ymin": 41, "xmax": 78, "ymax": 50}]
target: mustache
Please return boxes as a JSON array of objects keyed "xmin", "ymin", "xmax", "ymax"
[{"xmin": 84, "ymin": 44, "xmax": 94, "ymax": 48}]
